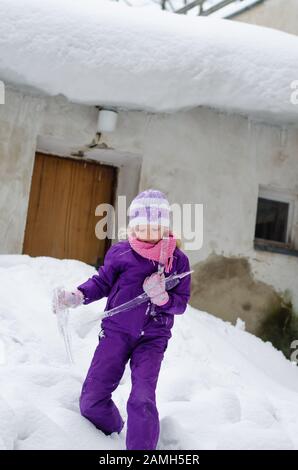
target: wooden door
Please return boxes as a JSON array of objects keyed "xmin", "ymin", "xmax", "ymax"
[{"xmin": 23, "ymin": 153, "xmax": 116, "ymax": 266}]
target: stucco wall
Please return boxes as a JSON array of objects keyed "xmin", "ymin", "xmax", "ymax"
[
  {"xmin": 233, "ymin": 0, "xmax": 298, "ymax": 36},
  {"xmin": 1, "ymin": 85, "xmax": 298, "ymax": 330},
  {"xmin": 0, "ymin": 90, "xmax": 45, "ymax": 253},
  {"xmin": 104, "ymin": 107, "xmax": 298, "ymax": 326},
  {"xmin": 0, "ymin": 87, "xmax": 142, "ymax": 255}
]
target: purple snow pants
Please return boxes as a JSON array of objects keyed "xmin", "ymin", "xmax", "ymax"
[{"xmin": 79, "ymin": 326, "xmax": 168, "ymax": 450}]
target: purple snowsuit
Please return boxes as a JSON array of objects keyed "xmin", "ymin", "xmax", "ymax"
[{"xmin": 77, "ymin": 240, "xmax": 191, "ymax": 450}]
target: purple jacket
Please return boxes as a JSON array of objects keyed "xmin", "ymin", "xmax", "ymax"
[{"xmin": 77, "ymin": 240, "xmax": 191, "ymax": 339}]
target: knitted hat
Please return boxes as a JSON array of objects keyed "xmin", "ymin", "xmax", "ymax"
[{"xmin": 128, "ymin": 189, "xmax": 170, "ymax": 228}]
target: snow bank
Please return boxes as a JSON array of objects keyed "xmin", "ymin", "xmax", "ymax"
[
  {"xmin": 0, "ymin": 0, "xmax": 298, "ymax": 123},
  {"xmin": 1, "ymin": 254, "xmax": 298, "ymax": 450}
]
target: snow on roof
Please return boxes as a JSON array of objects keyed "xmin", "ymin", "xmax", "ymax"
[{"xmin": 0, "ymin": 0, "xmax": 298, "ymax": 123}]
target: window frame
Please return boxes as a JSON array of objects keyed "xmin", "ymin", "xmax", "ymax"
[{"xmin": 254, "ymin": 186, "xmax": 296, "ymax": 253}]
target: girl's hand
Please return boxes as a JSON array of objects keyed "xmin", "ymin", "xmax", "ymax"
[
  {"xmin": 53, "ymin": 289, "xmax": 84, "ymax": 312},
  {"xmin": 143, "ymin": 272, "xmax": 169, "ymax": 306}
]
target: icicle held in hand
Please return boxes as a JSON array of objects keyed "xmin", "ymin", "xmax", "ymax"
[
  {"xmin": 52, "ymin": 286, "xmax": 75, "ymax": 364},
  {"xmin": 103, "ymin": 270, "xmax": 193, "ymax": 318}
]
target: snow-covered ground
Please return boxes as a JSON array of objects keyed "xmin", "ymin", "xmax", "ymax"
[
  {"xmin": 0, "ymin": 254, "xmax": 298, "ymax": 450},
  {"xmin": 0, "ymin": 0, "xmax": 298, "ymax": 123}
]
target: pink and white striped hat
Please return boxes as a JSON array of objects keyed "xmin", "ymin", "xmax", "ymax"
[{"xmin": 128, "ymin": 189, "xmax": 170, "ymax": 228}]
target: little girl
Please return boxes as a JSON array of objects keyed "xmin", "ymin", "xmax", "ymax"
[{"xmin": 58, "ymin": 189, "xmax": 191, "ymax": 450}]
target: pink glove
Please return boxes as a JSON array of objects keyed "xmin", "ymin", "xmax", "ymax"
[
  {"xmin": 54, "ymin": 288, "xmax": 84, "ymax": 311},
  {"xmin": 143, "ymin": 272, "xmax": 169, "ymax": 306}
]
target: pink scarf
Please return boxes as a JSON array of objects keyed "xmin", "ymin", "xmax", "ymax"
[{"xmin": 128, "ymin": 231, "xmax": 177, "ymax": 273}]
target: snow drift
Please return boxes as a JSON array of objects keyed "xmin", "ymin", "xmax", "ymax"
[
  {"xmin": 0, "ymin": 254, "xmax": 298, "ymax": 450},
  {"xmin": 0, "ymin": 0, "xmax": 298, "ymax": 123}
]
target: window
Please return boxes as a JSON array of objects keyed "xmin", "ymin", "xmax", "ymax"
[
  {"xmin": 255, "ymin": 197, "xmax": 289, "ymax": 243},
  {"xmin": 254, "ymin": 186, "xmax": 297, "ymax": 256}
]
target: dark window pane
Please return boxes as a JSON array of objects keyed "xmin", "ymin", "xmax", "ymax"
[{"xmin": 255, "ymin": 197, "xmax": 289, "ymax": 243}]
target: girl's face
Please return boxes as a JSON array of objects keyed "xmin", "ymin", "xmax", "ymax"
[{"xmin": 133, "ymin": 224, "xmax": 168, "ymax": 243}]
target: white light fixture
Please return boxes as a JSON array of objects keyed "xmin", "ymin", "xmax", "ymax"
[{"xmin": 97, "ymin": 108, "xmax": 118, "ymax": 133}]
